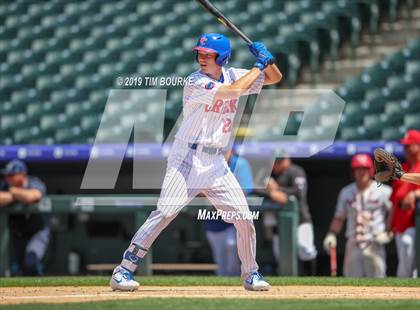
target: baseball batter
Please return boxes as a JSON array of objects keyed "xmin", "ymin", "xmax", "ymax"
[
  {"xmin": 110, "ymin": 33, "xmax": 282, "ymax": 291},
  {"xmin": 323, "ymin": 154, "xmax": 393, "ymax": 278}
]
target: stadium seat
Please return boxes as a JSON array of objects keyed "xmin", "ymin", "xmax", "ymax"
[
  {"xmin": 341, "ymin": 101, "xmax": 365, "ymax": 126},
  {"xmin": 384, "ymin": 102, "xmax": 406, "ymax": 123},
  {"xmin": 362, "ymin": 63, "xmax": 389, "ymax": 88},
  {"xmin": 386, "ymin": 76, "xmax": 414, "ymax": 101},
  {"xmin": 81, "ymin": 115, "xmax": 101, "ymax": 132},
  {"xmin": 1, "ymin": 113, "xmax": 39, "ymax": 132},
  {"xmin": 382, "ymin": 50, "xmax": 408, "ymax": 75},
  {"xmin": 381, "ymin": 126, "xmax": 405, "ymax": 140},
  {"xmin": 406, "ymin": 61, "xmax": 420, "ymax": 80},
  {"xmin": 407, "ymin": 37, "xmax": 420, "ymax": 54},
  {"xmin": 406, "ymin": 88, "xmax": 420, "ymax": 102},
  {"xmin": 40, "ymin": 114, "xmax": 62, "ymax": 132},
  {"xmin": 55, "ymin": 126, "xmax": 83, "ymax": 144},
  {"xmin": 340, "ymin": 126, "xmax": 368, "ymax": 140},
  {"xmin": 0, "ymin": 101, "xmax": 25, "ymax": 114},
  {"xmin": 13, "ymin": 127, "xmax": 43, "ymax": 144},
  {"xmin": 337, "ymin": 77, "xmax": 367, "ymax": 102},
  {"xmin": 41, "ymin": 101, "xmax": 66, "ymax": 114},
  {"xmin": 404, "ymin": 115, "xmax": 420, "ymax": 130},
  {"xmin": 0, "ymin": 0, "xmax": 417, "ymax": 144},
  {"xmin": 363, "ymin": 114, "xmax": 389, "ymax": 138},
  {"xmin": 11, "ymin": 88, "xmax": 48, "ymax": 106}
]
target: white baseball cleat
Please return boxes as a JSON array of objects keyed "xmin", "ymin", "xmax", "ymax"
[
  {"xmin": 243, "ymin": 271, "xmax": 270, "ymax": 291},
  {"xmin": 110, "ymin": 266, "xmax": 139, "ymax": 291}
]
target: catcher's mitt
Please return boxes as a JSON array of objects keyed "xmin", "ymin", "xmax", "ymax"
[{"xmin": 373, "ymin": 148, "xmax": 404, "ymax": 183}]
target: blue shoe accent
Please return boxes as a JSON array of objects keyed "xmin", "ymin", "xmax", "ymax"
[
  {"xmin": 244, "ymin": 271, "xmax": 270, "ymax": 291},
  {"xmin": 245, "ymin": 271, "xmax": 264, "ymax": 284},
  {"xmin": 110, "ymin": 266, "xmax": 139, "ymax": 291},
  {"xmin": 123, "ymin": 250, "xmax": 141, "ymax": 266},
  {"xmin": 113, "ymin": 266, "xmax": 134, "ymax": 283}
]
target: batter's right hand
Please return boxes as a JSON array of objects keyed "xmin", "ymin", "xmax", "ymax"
[
  {"xmin": 323, "ymin": 232, "xmax": 337, "ymax": 253},
  {"xmin": 253, "ymin": 54, "xmax": 274, "ymax": 70}
]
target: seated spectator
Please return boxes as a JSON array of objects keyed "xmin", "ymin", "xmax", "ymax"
[{"xmin": 0, "ymin": 159, "xmax": 49, "ymax": 276}]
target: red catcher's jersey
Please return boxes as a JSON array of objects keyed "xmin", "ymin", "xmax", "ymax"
[{"xmin": 390, "ymin": 161, "xmax": 420, "ymax": 233}]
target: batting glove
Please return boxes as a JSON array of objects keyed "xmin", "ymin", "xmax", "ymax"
[
  {"xmin": 323, "ymin": 232, "xmax": 337, "ymax": 253},
  {"xmin": 249, "ymin": 42, "xmax": 266, "ymax": 57},
  {"xmin": 249, "ymin": 41, "xmax": 275, "ymax": 65},
  {"xmin": 375, "ymin": 231, "xmax": 393, "ymax": 244},
  {"xmin": 253, "ymin": 61, "xmax": 266, "ymax": 71},
  {"xmin": 253, "ymin": 53, "xmax": 274, "ymax": 71}
]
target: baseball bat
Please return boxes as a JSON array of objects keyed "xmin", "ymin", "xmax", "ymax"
[
  {"xmin": 196, "ymin": 0, "xmax": 252, "ymax": 45},
  {"xmin": 330, "ymin": 246, "xmax": 337, "ymax": 277}
]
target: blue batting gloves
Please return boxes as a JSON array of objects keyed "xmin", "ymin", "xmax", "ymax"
[
  {"xmin": 249, "ymin": 41, "xmax": 275, "ymax": 66},
  {"xmin": 257, "ymin": 51, "xmax": 274, "ymax": 65},
  {"xmin": 249, "ymin": 42, "xmax": 266, "ymax": 57},
  {"xmin": 253, "ymin": 61, "xmax": 266, "ymax": 71}
]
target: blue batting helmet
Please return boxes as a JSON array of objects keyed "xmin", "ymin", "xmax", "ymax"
[{"xmin": 193, "ymin": 33, "xmax": 231, "ymax": 66}]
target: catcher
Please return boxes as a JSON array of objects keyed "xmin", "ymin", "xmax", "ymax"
[
  {"xmin": 374, "ymin": 148, "xmax": 420, "ymax": 186},
  {"xmin": 377, "ymin": 130, "xmax": 420, "ymax": 277}
]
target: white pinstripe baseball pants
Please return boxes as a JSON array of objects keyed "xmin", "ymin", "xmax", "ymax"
[{"xmin": 125, "ymin": 139, "xmax": 259, "ymax": 279}]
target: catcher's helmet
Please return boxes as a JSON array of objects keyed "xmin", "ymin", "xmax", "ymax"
[
  {"xmin": 400, "ymin": 129, "xmax": 420, "ymax": 145},
  {"xmin": 193, "ymin": 33, "xmax": 231, "ymax": 66},
  {"xmin": 351, "ymin": 154, "xmax": 374, "ymax": 176}
]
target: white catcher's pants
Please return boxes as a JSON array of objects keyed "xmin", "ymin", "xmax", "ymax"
[{"xmin": 130, "ymin": 139, "xmax": 258, "ymax": 278}]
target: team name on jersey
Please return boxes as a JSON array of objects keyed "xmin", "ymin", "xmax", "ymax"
[{"xmin": 204, "ymin": 99, "xmax": 238, "ymax": 114}]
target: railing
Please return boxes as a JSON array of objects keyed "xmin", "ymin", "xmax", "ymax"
[{"xmin": 0, "ymin": 195, "xmax": 299, "ymax": 276}]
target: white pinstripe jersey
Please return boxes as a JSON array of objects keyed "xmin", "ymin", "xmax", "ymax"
[
  {"xmin": 334, "ymin": 182, "xmax": 392, "ymax": 240},
  {"xmin": 175, "ymin": 67, "xmax": 265, "ymax": 148}
]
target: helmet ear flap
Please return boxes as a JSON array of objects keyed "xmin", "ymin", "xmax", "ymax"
[
  {"xmin": 215, "ymin": 52, "xmax": 230, "ymax": 66},
  {"xmin": 196, "ymin": 51, "xmax": 227, "ymax": 66},
  {"xmin": 218, "ymin": 55, "xmax": 228, "ymax": 66},
  {"xmin": 215, "ymin": 54, "xmax": 224, "ymax": 66}
]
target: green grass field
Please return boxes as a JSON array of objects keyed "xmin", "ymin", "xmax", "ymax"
[
  {"xmin": 1, "ymin": 299, "xmax": 420, "ymax": 310},
  {"xmin": 1, "ymin": 276, "xmax": 419, "ymax": 309},
  {"xmin": 1, "ymin": 275, "xmax": 420, "ymax": 287}
]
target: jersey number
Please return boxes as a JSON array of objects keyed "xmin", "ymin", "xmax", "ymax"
[{"xmin": 222, "ymin": 118, "xmax": 232, "ymax": 133}]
